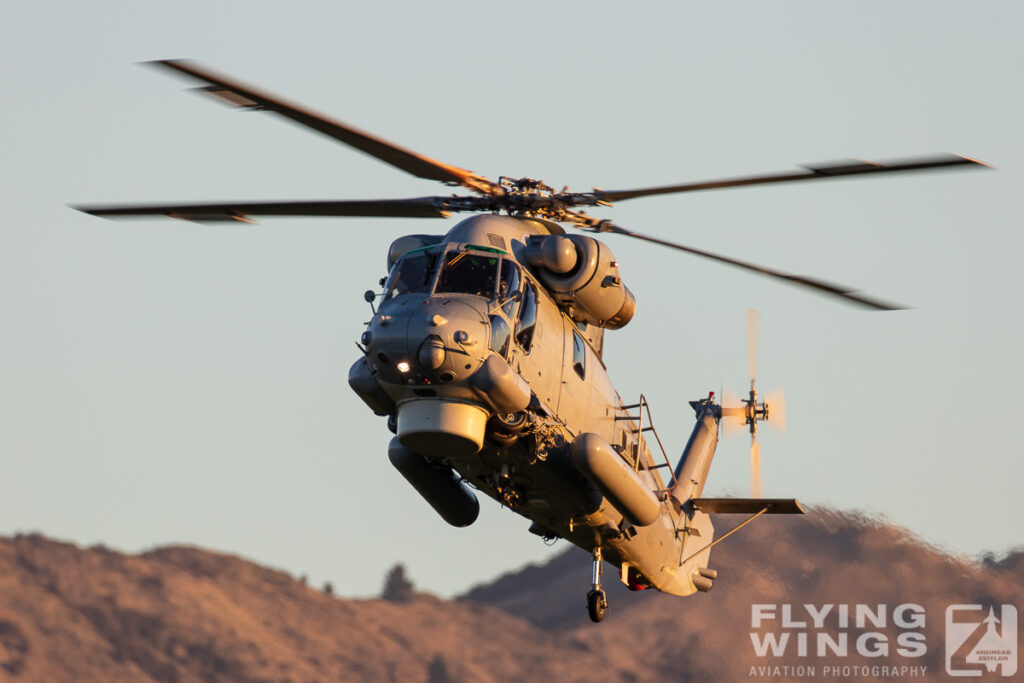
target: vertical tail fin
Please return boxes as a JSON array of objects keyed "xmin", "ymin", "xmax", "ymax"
[{"xmin": 670, "ymin": 395, "xmax": 721, "ymax": 505}]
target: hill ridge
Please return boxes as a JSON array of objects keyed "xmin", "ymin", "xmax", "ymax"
[{"xmin": 0, "ymin": 508, "xmax": 1020, "ymax": 682}]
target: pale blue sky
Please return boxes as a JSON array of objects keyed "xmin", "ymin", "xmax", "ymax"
[{"xmin": 1, "ymin": 1, "xmax": 1020, "ymax": 597}]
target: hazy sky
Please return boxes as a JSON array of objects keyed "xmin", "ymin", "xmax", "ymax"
[{"xmin": 2, "ymin": 2, "xmax": 1021, "ymax": 598}]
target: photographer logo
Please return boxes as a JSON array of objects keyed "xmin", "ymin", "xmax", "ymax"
[{"xmin": 945, "ymin": 605, "xmax": 1017, "ymax": 677}]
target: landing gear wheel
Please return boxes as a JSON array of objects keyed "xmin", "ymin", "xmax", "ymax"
[
  {"xmin": 587, "ymin": 544, "xmax": 607, "ymax": 623},
  {"xmin": 587, "ymin": 589, "xmax": 607, "ymax": 623}
]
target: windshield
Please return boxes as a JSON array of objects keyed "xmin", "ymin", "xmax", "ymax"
[
  {"xmin": 384, "ymin": 251, "xmax": 437, "ymax": 300},
  {"xmin": 435, "ymin": 251, "xmax": 499, "ymax": 297}
]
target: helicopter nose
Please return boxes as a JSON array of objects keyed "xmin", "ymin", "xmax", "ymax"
[
  {"xmin": 362, "ymin": 296, "xmax": 490, "ymax": 385},
  {"xmin": 393, "ymin": 298, "xmax": 495, "ymax": 457},
  {"xmin": 417, "ymin": 336, "xmax": 446, "ymax": 370},
  {"xmin": 406, "ymin": 299, "xmax": 488, "ymax": 379}
]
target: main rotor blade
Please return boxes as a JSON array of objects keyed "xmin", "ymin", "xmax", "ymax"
[
  {"xmin": 147, "ymin": 60, "xmax": 504, "ymax": 196},
  {"xmin": 73, "ymin": 197, "xmax": 454, "ymax": 222},
  {"xmin": 596, "ymin": 222, "xmax": 905, "ymax": 310},
  {"xmin": 594, "ymin": 154, "xmax": 990, "ymax": 203}
]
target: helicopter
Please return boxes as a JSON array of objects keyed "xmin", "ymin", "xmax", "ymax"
[{"xmin": 75, "ymin": 60, "xmax": 989, "ymax": 623}]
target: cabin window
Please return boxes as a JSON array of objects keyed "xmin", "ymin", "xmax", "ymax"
[
  {"xmin": 499, "ymin": 259, "xmax": 521, "ymax": 317},
  {"xmin": 436, "ymin": 252, "xmax": 499, "ymax": 298},
  {"xmin": 384, "ymin": 252, "xmax": 437, "ymax": 300},
  {"xmin": 572, "ymin": 330, "xmax": 586, "ymax": 379},
  {"xmin": 489, "ymin": 315, "xmax": 511, "ymax": 357},
  {"xmin": 515, "ymin": 282, "xmax": 538, "ymax": 352}
]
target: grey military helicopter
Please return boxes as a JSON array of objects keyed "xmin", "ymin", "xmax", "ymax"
[{"xmin": 76, "ymin": 61, "xmax": 988, "ymax": 623}]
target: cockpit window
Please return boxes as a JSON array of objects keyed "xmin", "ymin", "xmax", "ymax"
[
  {"xmin": 436, "ymin": 252, "xmax": 499, "ymax": 298},
  {"xmin": 499, "ymin": 259, "xmax": 521, "ymax": 317},
  {"xmin": 384, "ymin": 251, "xmax": 437, "ymax": 300},
  {"xmin": 499, "ymin": 259, "xmax": 520, "ymax": 299},
  {"xmin": 515, "ymin": 282, "xmax": 538, "ymax": 352},
  {"xmin": 489, "ymin": 315, "xmax": 511, "ymax": 357}
]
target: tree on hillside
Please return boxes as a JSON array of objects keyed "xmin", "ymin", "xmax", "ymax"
[
  {"xmin": 381, "ymin": 563, "xmax": 415, "ymax": 602},
  {"xmin": 427, "ymin": 655, "xmax": 453, "ymax": 683}
]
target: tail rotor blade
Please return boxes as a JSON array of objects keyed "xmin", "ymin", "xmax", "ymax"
[
  {"xmin": 751, "ymin": 439, "xmax": 763, "ymax": 498},
  {"xmin": 746, "ymin": 309, "xmax": 760, "ymax": 383},
  {"xmin": 766, "ymin": 389, "xmax": 787, "ymax": 435}
]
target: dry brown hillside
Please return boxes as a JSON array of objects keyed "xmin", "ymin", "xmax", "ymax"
[
  {"xmin": 0, "ymin": 509, "xmax": 1020, "ymax": 682},
  {"xmin": 463, "ymin": 509, "xmax": 1024, "ymax": 681},
  {"xmin": 0, "ymin": 535, "xmax": 642, "ymax": 682}
]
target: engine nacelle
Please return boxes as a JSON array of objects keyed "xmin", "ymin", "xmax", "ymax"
[{"xmin": 525, "ymin": 235, "xmax": 636, "ymax": 329}]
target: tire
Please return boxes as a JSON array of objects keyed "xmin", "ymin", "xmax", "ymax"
[
  {"xmin": 485, "ymin": 429, "xmax": 518, "ymax": 448},
  {"xmin": 586, "ymin": 590, "xmax": 607, "ymax": 623},
  {"xmin": 492, "ymin": 411, "xmax": 528, "ymax": 433}
]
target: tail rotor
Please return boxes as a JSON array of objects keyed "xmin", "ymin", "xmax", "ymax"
[{"xmin": 721, "ymin": 309, "xmax": 786, "ymax": 497}]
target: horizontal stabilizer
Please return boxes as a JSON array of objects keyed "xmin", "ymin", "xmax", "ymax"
[{"xmin": 692, "ymin": 498, "xmax": 804, "ymax": 514}]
